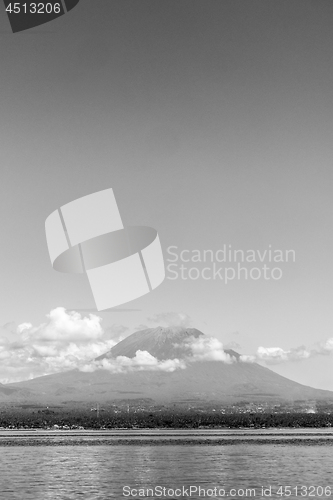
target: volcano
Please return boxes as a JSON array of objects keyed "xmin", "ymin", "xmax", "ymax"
[
  {"xmin": 96, "ymin": 326, "xmax": 205, "ymax": 361},
  {"xmin": 4, "ymin": 327, "xmax": 333, "ymax": 406}
]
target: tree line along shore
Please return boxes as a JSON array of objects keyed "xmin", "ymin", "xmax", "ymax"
[{"xmin": 0, "ymin": 408, "xmax": 332, "ymax": 430}]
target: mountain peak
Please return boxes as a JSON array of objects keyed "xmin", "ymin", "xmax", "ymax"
[
  {"xmin": 96, "ymin": 326, "xmax": 205, "ymax": 361},
  {"xmin": 224, "ymin": 349, "xmax": 241, "ymax": 361}
]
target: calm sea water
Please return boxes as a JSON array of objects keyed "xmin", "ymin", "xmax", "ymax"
[{"xmin": 0, "ymin": 432, "xmax": 332, "ymax": 500}]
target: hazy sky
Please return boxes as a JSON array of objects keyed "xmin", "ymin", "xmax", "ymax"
[{"xmin": 0, "ymin": 1, "xmax": 332, "ymax": 389}]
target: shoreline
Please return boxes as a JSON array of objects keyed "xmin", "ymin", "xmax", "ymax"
[{"xmin": 1, "ymin": 428, "xmax": 333, "ymax": 445}]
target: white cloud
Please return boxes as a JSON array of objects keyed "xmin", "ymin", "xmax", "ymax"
[
  {"xmin": 17, "ymin": 323, "xmax": 32, "ymax": 334},
  {"xmin": 315, "ymin": 338, "xmax": 333, "ymax": 355},
  {"xmin": 185, "ymin": 335, "xmax": 233, "ymax": 363},
  {"xmin": 145, "ymin": 311, "xmax": 193, "ymax": 329},
  {"xmin": 81, "ymin": 350, "xmax": 186, "ymax": 374},
  {"xmin": 18, "ymin": 307, "xmax": 103, "ymax": 343},
  {"xmin": 255, "ymin": 346, "xmax": 311, "ymax": 364},
  {"xmin": 244, "ymin": 338, "xmax": 333, "ymax": 365},
  {"xmin": 239, "ymin": 354, "xmax": 256, "ymax": 363},
  {"xmin": 0, "ymin": 308, "xmax": 120, "ymax": 383}
]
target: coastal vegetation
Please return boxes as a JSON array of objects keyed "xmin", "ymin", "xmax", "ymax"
[{"xmin": 0, "ymin": 406, "xmax": 332, "ymax": 430}]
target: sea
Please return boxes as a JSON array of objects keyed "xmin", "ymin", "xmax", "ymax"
[{"xmin": 0, "ymin": 429, "xmax": 332, "ymax": 500}]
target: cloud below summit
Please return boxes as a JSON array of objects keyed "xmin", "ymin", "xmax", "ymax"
[
  {"xmin": 184, "ymin": 335, "xmax": 233, "ymax": 363},
  {"xmin": 80, "ymin": 333, "xmax": 234, "ymax": 374},
  {"xmin": 81, "ymin": 350, "xmax": 187, "ymax": 374}
]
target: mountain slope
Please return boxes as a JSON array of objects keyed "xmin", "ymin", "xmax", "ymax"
[{"xmin": 96, "ymin": 326, "xmax": 204, "ymax": 361}]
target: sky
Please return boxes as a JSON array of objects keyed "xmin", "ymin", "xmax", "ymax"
[{"xmin": 0, "ymin": 0, "xmax": 332, "ymax": 389}]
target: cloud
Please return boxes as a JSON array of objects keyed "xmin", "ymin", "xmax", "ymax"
[
  {"xmin": 185, "ymin": 336, "xmax": 233, "ymax": 363},
  {"xmin": 18, "ymin": 307, "xmax": 103, "ymax": 343},
  {"xmin": 81, "ymin": 350, "xmax": 186, "ymax": 374},
  {"xmin": 239, "ymin": 354, "xmax": 256, "ymax": 363},
  {"xmin": 17, "ymin": 323, "xmax": 33, "ymax": 334},
  {"xmin": 315, "ymin": 338, "xmax": 333, "ymax": 355},
  {"xmin": 0, "ymin": 308, "xmax": 125, "ymax": 383},
  {"xmin": 254, "ymin": 346, "xmax": 311, "ymax": 364},
  {"xmin": 243, "ymin": 337, "xmax": 333, "ymax": 365},
  {"xmin": 145, "ymin": 311, "xmax": 193, "ymax": 329}
]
